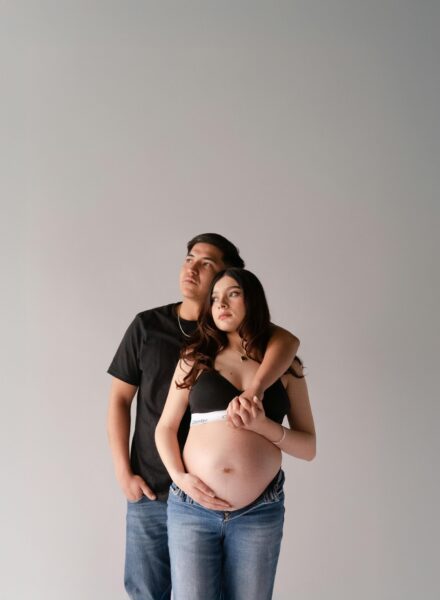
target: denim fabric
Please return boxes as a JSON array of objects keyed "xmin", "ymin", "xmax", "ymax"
[
  {"xmin": 167, "ymin": 470, "xmax": 285, "ymax": 600},
  {"xmin": 124, "ymin": 497, "xmax": 171, "ymax": 600}
]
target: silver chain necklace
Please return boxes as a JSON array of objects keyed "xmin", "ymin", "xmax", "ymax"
[{"xmin": 177, "ymin": 305, "xmax": 192, "ymax": 338}]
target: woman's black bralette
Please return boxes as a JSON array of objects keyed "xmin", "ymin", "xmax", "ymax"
[{"xmin": 188, "ymin": 369, "xmax": 290, "ymax": 424}]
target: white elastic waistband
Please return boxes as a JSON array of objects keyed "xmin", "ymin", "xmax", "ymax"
[{"xmin": 190, "ymin": 410, "xmax": 228, "ymax": 426}]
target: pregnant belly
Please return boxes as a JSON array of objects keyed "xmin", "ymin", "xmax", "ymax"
[{"xmin": 182, "ymin": 422, "xmax": 282, "ymax": 510}]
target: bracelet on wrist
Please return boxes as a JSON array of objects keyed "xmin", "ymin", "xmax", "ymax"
[{"xmin": 272, "ymin": 425, "xmax": 286, "ymax": 445}]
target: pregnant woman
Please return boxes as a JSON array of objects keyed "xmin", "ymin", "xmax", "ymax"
[{"xmin": 155, "ymin": 268, "xmax": 316, "ymax": 600}]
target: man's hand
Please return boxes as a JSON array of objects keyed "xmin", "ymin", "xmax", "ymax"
[
  {"xmin": 240, "ymin": 384, "xmax": 264, "ymax": 404},
  {"xmin": 173, "ymin": 472, "xmax": 231, "ymax": 510},
  {"xmin": 227, "ymin": 383, "xmax": 264, "ymax": 428},
  {"xmin": 227, "ymin": 395, "xmax": 267, "ymax": 433},
  {"xmin": 119, "ymin": 472, "xmax": 157, "ymax": 502}
]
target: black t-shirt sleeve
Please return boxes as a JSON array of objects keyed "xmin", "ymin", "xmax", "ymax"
[{"xmin": 107, "ymin": 314, "xmax": 145, "ymax": 386}]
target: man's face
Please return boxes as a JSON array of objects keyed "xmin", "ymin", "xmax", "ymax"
[{"xmin": 179, "ymin": 243, "xmax": 225, "ymax": 303}]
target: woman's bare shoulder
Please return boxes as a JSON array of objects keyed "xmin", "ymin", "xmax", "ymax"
[{"xmin": 281, "ymin": 357, "xmax": 305, "ymax": 387}]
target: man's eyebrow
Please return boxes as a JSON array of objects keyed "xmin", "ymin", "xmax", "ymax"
[{"xmin": 187, "ymin": 252, "xmax": 219, "ymax": 263}]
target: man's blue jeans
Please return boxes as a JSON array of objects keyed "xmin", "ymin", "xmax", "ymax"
[
  {"xmin": 167, "ymin": 470, "xmax": 285, "ymax": 600},
  {"xmin": 124, "ymin": 498, "xmax": 171, "ymax": 600}
]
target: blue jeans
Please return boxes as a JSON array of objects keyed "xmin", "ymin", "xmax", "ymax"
[
  {"xmin": 125, "ymin": 498, "xmax": 171, "ymax": 600},
  {"xmin": 167, "ymin": 470, "xmax": 285, "ymax": 600}
]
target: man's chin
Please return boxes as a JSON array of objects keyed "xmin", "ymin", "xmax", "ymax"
[{"xmin": 180, "ymin": 286, "xmax": 201, "ymax": 301}]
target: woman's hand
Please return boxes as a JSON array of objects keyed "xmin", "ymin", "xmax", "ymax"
[
  {"xmin": 227, "ymin": 395, "xmax": 268, "ymax": 433},
  {"xmin": 172, "ymin": 472, "xmax": 231, "ymax": 510}
]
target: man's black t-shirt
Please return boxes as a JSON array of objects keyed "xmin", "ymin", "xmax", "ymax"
[{"xmin": 107, "ymin": 303, "xmax": 197, "ymax": 501}]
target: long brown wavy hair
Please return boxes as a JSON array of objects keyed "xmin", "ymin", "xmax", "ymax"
[{"xmin": 178, "ymin": 268, "xmax": 303, "ymax": 388}]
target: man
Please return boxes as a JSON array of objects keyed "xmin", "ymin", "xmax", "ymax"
[{"xmin": 107, "ymin": 233, "xmax": 299, "ymax": 600}]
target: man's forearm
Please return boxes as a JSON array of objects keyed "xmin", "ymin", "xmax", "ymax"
[
  {"xmin": 107, "ymin": 400, "xmax": 133, "ymax": 482},
  {"xmin": 252, "ymin": 327, "xmax": 299, "ymax": 392}
]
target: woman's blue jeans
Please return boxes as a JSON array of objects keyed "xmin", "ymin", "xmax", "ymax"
[{"xmin": 167, "ymin": 469, "xmax": 285, "ymax": 600}]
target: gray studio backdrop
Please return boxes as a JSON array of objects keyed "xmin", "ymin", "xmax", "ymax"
[{"xmin": 2, "ymin": 2, "xmax": 439, "ymax": 599}]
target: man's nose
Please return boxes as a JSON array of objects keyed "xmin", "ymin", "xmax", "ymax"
[{"xmin": 187, "ymin": 262, "xmax": 198, "ymax": 274}]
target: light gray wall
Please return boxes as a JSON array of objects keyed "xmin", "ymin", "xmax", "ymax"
[{"xmin": 2, "ymin": 2, "xmax": 439, "ymax": 599}]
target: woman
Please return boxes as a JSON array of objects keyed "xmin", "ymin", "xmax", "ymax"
[{"xmin": 155, "ymin": 268, "xmax": 316, "ymax": 600}]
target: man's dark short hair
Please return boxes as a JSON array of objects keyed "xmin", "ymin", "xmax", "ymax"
[{"xmin": 187, "ymin": 233, "xmax": 245, "ymax": 268}]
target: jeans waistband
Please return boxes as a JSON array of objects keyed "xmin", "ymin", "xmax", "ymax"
[
  {"xmin": 261, "ymin": 468, "xmax": 285, "ymax": 503},
  {"xmin": 169, "ymin": 468, "xmax": 285, "ymax": 513}
]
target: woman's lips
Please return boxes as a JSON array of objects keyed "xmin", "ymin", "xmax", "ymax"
[{"xmin": 218, "ymin": 313, "xmax": 232, "ymax": 320}]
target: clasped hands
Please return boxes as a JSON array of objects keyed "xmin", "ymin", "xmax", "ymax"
[{"xmin": 226, "ymin": 388, "xmax": 267, "ymax": 433}]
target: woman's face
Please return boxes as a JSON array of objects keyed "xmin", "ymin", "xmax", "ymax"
[{"xmin": 211, "ymin": 275, "xmax": 246, "ymax": 333}]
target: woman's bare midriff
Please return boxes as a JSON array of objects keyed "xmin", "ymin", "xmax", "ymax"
[{"xmin": 183, "ymin": 421, "xmax": 281, "ymax": 510}]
